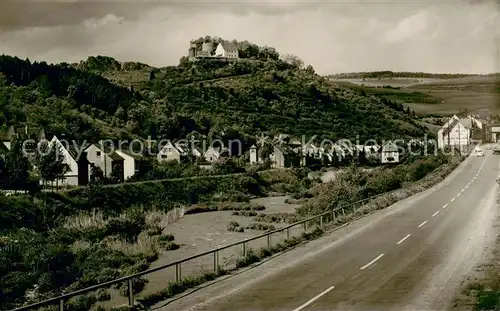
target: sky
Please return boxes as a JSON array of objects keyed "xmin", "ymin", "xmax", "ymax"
[{"xmin": 1, "ymin": 0, "xmax": 500, "ymax": 75}]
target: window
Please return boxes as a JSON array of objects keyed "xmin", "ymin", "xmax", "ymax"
[
  {"xmin": 161, "ymin": 155, "xmax": 167, "ymax": 158},
  {"xmin": 96, "ymin": 151, "xmax": 101, "ymax": 157}
]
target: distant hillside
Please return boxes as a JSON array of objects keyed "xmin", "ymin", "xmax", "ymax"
[
  {"xmin": 0, "ymin": 46, "xmax": 430, "ymax": 146},
  {"xmin": 328, "ymin": 71, "xmax": 477, "ymax": 80}
]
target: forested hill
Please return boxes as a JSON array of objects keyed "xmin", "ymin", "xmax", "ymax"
[
  {"xmin": 328, "ymin": 71, "xmax": 476, "ymax": 79},
  {"xmin": 0, "ymin": 50, "xmax": 430, "ymax": 145}
]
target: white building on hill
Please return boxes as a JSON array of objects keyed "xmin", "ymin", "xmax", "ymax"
[{"xmin": 214, "ymin": 42, "xmax": 239, "ymax": 59}]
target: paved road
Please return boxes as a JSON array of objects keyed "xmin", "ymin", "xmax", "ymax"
[{"xmin": 157, "ymin": 150, "xmax": 499, "ymax": 311}]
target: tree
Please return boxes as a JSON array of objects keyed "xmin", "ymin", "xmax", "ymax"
[
  {"xmin": 282, "ymin": 54, "xmax": 304, "ymax": 68},
  {"xmin": 89, "ymin": 165, "xmax": 105, "ymax": 184},
  {"xmin": 34, "ymin": 141, "xmax": 69, "ymax": 189},
  {"xmin": 4, "ymin": 138, "xmax": 32, "ymax": 189}
]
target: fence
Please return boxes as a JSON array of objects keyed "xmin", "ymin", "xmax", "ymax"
[{"xmin": 10, "ymin": 157, "xmax": 464, "ymax": 311}]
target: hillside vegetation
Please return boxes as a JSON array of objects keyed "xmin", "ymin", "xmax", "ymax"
[{"xmin": 0, "ymin": 39, "xmax": 430, "ymax": 144}]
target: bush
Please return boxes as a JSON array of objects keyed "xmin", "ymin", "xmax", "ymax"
[
  {"xmin": 227, "ymin": 221, "xmax": 244, "ymax": 232},
  {"xmin": 245, "ymin": 223, "xmax": 276, "ymax": 231}
]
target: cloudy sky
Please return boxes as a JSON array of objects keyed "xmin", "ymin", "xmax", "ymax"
[{"xmin": 1, "ymin": 0, "xmax": 500, "ymax": 74}]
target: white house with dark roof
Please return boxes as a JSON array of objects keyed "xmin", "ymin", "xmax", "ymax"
[
  {"xmin": 84, "ymin": 143, "xmax": 124, "ymax": 181},
  {"xmin": 381, "ymin": 141, "xmax": 400, "ymax": 164},
  {"xmin": 157, "ymin": 141, "xmax": 185, "ymax": 163},
  {"xmin": 214, "ymin": 42, "xmax": 239, "ymax": 59},
  {"xmin": 46, "ymin": 136, "xmax": 89, "ymax": 186},
  {"xmin": 437, "ymin": 115, "xmax": 471, "ymax": 150}
]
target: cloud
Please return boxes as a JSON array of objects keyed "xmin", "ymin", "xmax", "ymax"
[{"xmin": 1, "ymin": 0, "xmax": 500, "ymax": 74}]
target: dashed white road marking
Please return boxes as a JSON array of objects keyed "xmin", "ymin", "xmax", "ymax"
[
  {"xmin": 451, "ymin": 197, "xmax": 455, "ymax": 202},
  {"xmin": 292, "ymin": 286, "xmax": 336, "ymax": 311},
  {"xmin": 432, "ymin": 211, "xmax": 440, "ymax": 217},
  {"xmin": 396, "ymin": 234, "xmax": 411, "ymax": 245},
  {"xmin": 418, "ymin": 221, "xmax": 428, "ymax": 228},
  {"xmin": 456, "ymin": 192, "xmax": 461, "ymax": 197},
  {"xmin": 443, "ymin": 204, "xmax": 448, "ymax": 209},
  {"xmin": 360, "ymin": 254, "xmax": 385, "ymax": 270}
]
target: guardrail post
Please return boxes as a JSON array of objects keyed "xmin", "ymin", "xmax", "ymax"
[
  {"xmin": 342, "ymin": 208, "xmax": 346, "ymax": 217},
  {"xmin": 331, "ymin": 210, "xmax": 335, "ymax": 223},
  {"xmin": 243, "ymin": 242, "xmax": 247, "ymax": 257},
  {"xmin": 176, "ymin": 263, "xmax": 181, "ymax": 282},
  {"xmin": 287, "ymin": 227, "xmax": 290, "ymax": 240},
  {"xmin": 59, "ymin": 298, "xmax": 64, "ymax": 311},
  {"xmin": 304, "ymin": 221, "xmax": 307, "ymax": 231},
  {"xmin": 267, "ymin": 233, "xmax": 271, "ymax": 248},
  {"xmin": 320, "ymin": 215, "xmax": 323, "ymax": 228},
  {"xmin": 214, "ymin": 250, "xmax": 219, "ymax": 274},
  {"xmin": 128, "ymin": 278, "xmax": 134, "ymax": 306}
]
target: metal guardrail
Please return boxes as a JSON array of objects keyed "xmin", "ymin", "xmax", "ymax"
[{"xmin": 10, "ymin": 187, "xmax": 408, "ymax": 311}]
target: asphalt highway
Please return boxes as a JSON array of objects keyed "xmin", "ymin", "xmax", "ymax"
[{"xmin": 159, "ymin": 149, "xmax": 499, "ymax": 311}]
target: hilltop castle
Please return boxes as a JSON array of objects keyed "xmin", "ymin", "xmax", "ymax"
[{"xmin": 188, "ymin": 41, "xmax": 239, "ymax": 61}]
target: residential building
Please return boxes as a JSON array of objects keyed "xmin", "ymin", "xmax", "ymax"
[
  {"xmin": 269, "ymin": 145, "xmax": 300, "ymax": 168},
  {"xmin": 214, "ymin": 42, "xmax": 239, "ymax": 59},
  {"xmin": 0, "ymin": 125, "xmax": 45, "ymax": 150},
  {"xmin": 114, "ymin": 148, "xmax": 143, "ymax": 181},
  {"xmin": 204, "ymin": 146, "xmax": 230, "ymax": 164},
  {"xmin": 157, "ymin": 141, "xmax": 186, "ymax": 163},
  {"xmin": 381, "ymin": 141, "xmax": 400, "ymax": 164},
  {"xmin": 47, "ymin": 136, "xmax": 89, "ymax": 186},
  {"xmin": 84, "ymin": 143, "xmax": 124, "ymax": 181},
  {"xmin": 437, "ymin": 115, "xmax": 471, "ymax": 151},
  {"xmin": 157, "ymin": 141, "xmax": 201, "ymax": 164}
]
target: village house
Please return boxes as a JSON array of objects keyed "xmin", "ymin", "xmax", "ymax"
[
  {"xmin": 381, "ymin": 141, "xmax": 400, "ymax": 164},
  {"xmin": 157, "ymin": 141, "xmax": 186, "ymax": 163},
  {"xmin": 0, "ymin": 125, "xmax": 45, "ymax": 150},
  {"xmin": 437, "ymin": 115, "xmax": 472, "ymax": 151},
  {"xmin": 114, "ymin": 148, "xmax": 143, "ymax": 181},
  {"xmin": 157, "ymin": 141, "xmax": 202, "ymax": 164},
  {"xmin": 84, "ymin": 143, "xmax": 124, "ymax": 182},
  {"xmin": 204, "ymin": 146, "xmax": 230, "ymax": 164},
  {"xmin": 269, "ymin": 145, "xmax": 301, "ymax": 168},
  {"xmin": 46, "ymin": 136, "xmax": 89, "ymax": 186}
]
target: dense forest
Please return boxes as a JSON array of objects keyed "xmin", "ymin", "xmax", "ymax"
[
  {"xmin": 328, "ymin": 71, "xmax": 476, "ymax": 80},
  {"xmin": 0, "ymin": 40, "xmax": 429, "ymax": 150}
]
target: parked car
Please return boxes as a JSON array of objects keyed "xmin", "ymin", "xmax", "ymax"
[{"xmin": 475, "ymin": 148, "xmax": 484, "ymax": 157}]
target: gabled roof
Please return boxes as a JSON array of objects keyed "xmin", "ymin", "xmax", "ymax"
[
  {"xmin": 382, "ymin": 141, "xmax": 399, "ymax": 152},
  {"xmin": 116, "ymin": 148, "xmax": 143, "ymax": 160},
  {"xmin": 0, "ymin": 125, "xmax": 45, "ymax": 141},
  {"xmin": 219, "ymin": 41, "xmax": 238, "ymax": 53},
  {"xmin": 274, "ymin": 144, "xmax": 294, "ymax": 156},
  {"xmin": 441, "ymin": 116, "xmax": 461, "ymax": 136},
  {"xmin": 87, "ymin": 143, "xmax": 124, "ymax": 161}
]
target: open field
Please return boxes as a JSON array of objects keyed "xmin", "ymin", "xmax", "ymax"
[{"xmin": 329, "ymin": 75, "xmax": 500, "ymax": 116}]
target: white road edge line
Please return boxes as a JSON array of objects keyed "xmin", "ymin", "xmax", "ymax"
[
  {"xmin": 418, "ymin": 221, "xmax": 428, "ymax": 228},
  {"xmin": 396, "ymin": 234, "xmax": 411, "ymax": 245},
  {"xmin": 360, "ymin": 254, "xmax": 385, "ymax": 270},
  {"xmin": 443, "ymin": 204, "xmax": 448, "ymax": 209},
  {"xmin": 292, "ymin": 286, "xmax": 336, "ymax": 311},
  {"xmin": 432, "ymin": 211, "xmax": 440, "ymax": 217}
]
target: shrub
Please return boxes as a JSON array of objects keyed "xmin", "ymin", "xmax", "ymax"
[
  {"xmin": 227, "ymin": 221, "xmax": 244, "ymax": 232},
  {"xmin": 245, "ymin": 223, "xmax": 276, "ymax": 231}
]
